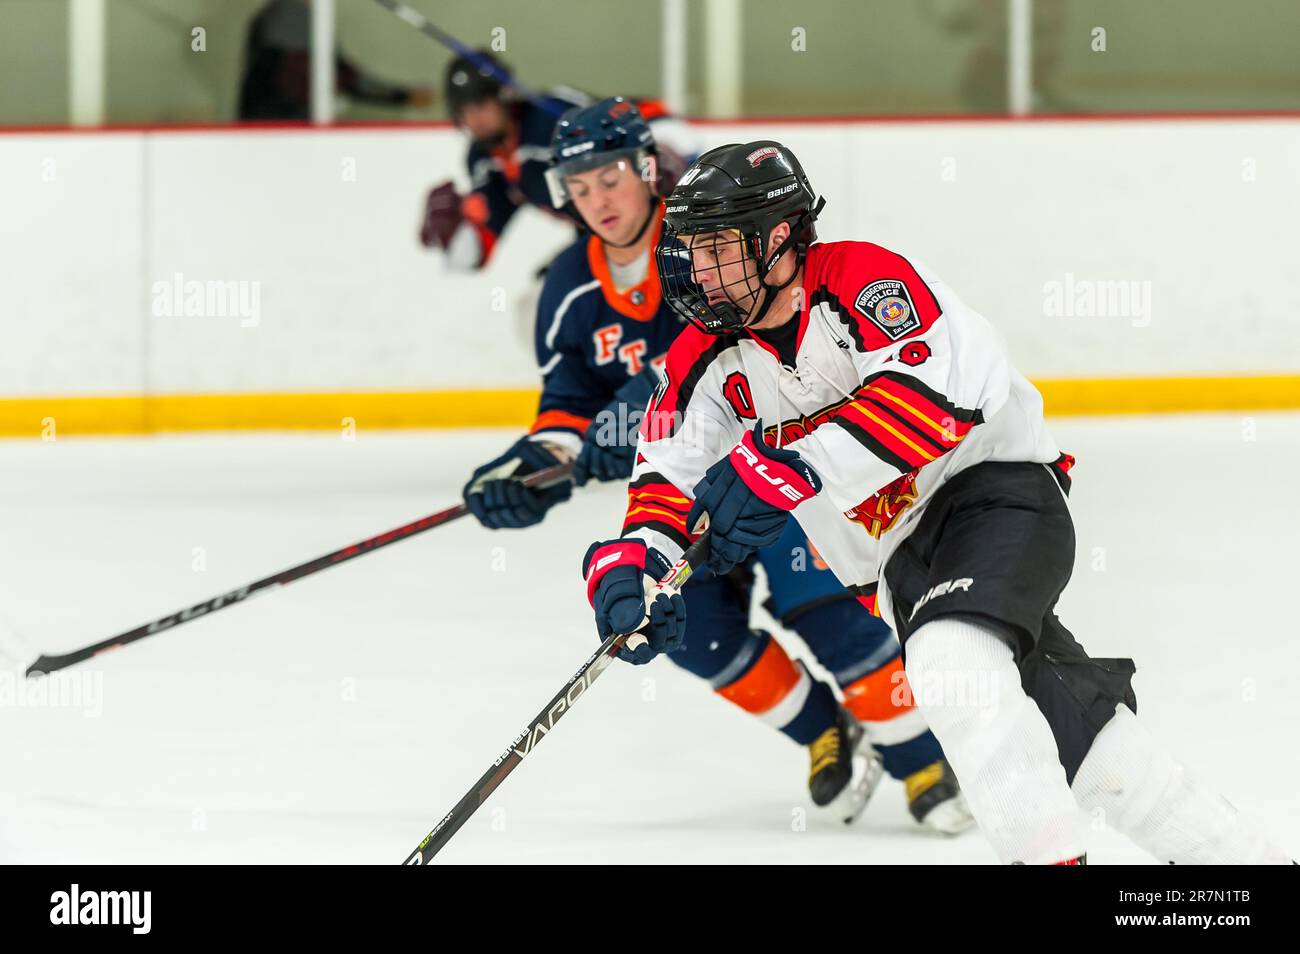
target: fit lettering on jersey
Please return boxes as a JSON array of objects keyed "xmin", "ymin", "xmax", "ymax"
[
  {"xmin": 624, "ymin": 240, "xmax": 1066, "ymax": 615},
  {"xmin": 530, "ymin": 205, "xmax": 682, "ymax": 454}
]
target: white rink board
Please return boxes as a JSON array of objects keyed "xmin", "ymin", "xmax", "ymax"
[
  {"xmin": 0, "ymin": 119, "xmax": 1297, "ymax": 399},
  {"xmin": 143, "ymin": 131, "xmax": 572, "ymax": 393},
  {"xmin": 1, "ymin": 414, "xmax": 1297, "ymax": 864},
  {"xmin": 0, "ymin": 134, "xmax": 146, "ymax": 395}
]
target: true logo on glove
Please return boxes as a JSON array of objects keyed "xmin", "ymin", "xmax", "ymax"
[
  {"xmin": 589, "ymin": 550, "xmax": 628, "ymax": 577},
  {"xmin": 733, "ymin": 441, "xmax": 808, "ymax": 505}
]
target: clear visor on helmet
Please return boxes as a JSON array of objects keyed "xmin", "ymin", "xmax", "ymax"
[
  {"xmin": 655, "ymin": 225, "xmax": 764, "ymax": 335},
  {"xmin": 545, "ymin": 148, "xmax": 653, "ymax": 209}
]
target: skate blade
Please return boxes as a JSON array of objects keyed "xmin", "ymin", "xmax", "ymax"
[
  {"xmin": 836, "ymin": 742, "xmax": 885, "ymax": 825},
  {"xmin": 919, "ymin": 793, "xmax": 976, "ymax": 836}
]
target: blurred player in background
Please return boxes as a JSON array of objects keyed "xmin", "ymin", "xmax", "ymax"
[
  {"xmin": 419, "ymin": 51, "xmax": 696, "ymax": 272},
  {"xmin": 462, "ymin": 98, "xmax": 972, "ymax": 833},
  {"xmin": 586, "ymin": 139, "xmax": 1292, "ymax": 863},
  {"xmin": 417, "ymin": 50, "xmax": 585, "ymax": 271},
  {"xmin": 238, "ymin": 0, "xmax": 434, "ymax": 121}
]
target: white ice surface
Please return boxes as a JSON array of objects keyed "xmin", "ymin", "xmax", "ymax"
[{"xmin": 1, "ymin": 415, "xmax": 1297, "ymax": 864}]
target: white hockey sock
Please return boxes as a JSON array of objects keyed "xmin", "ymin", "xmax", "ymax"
[
  {"xmin": 905, "ymin": 616, "xmax": 1086, "ymax": 864},
  {"xmin": 1072, "ymin": 704, "xmax": 1291, "ymax": 864}
]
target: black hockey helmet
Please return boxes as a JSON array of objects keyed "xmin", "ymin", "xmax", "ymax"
[
  {"xmin": 545, "ymin": 97, "xmax": 659, "ymax": 245},
  {"xmin": 444, "ymin": 49, "xmax": 511, "ymax": 119},
  {"xmin": 656, "ymin": 141, "xmax": 824, "ymax": 334}
]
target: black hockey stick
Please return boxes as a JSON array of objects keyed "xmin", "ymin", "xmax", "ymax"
[
  {"xmin": 25, "ymin": 463, "xmax": 574, "ymax": 677},
  {"xmin": 368, "ymin": 0, "xmax": 568, "ymax": 117},
  {"xmin": 402, "ymin": 533, "xmax": 712, "ymax": 864}
]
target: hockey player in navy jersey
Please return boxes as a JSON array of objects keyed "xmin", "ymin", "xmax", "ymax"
[
  {"xmin": 463, "ymin": 98, "xmax": 971, "ymax": 833},
  {"xmin": 418, "ymin": 50, "xmax": 583, "ymax": 270},
  {"xmin": 585, "ymin": 139, "xmax": 1292, "ymax": 863},
  {"xmin": 419, "ymin": 51, "xmax": 692, "ymax": 272}
]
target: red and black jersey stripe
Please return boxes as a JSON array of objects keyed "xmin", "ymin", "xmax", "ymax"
[
  {"xmin": 643, "ymin": 330, "xmax": 740, "ymax": 441},
  {"xmin": 832, "ymin": 371, "xmax": 983, "ymax": 473},
  {"xmin": 1049, "ymin": 452, "xmax": 1076, "ymax": 496},
  {"xmin": 623, "ymin": 471, "xmax": 695, "ymax": 552},
  {"xmin": 848, "ymin": 581, "xmax": 880, "ymax": 617},
  {"xmin": 810, "ymin": 287, "xmax": 871, "ymax": 353}
]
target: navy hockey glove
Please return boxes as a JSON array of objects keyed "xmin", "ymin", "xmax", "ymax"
[
  {"xmin": 573, "ymin": 368, "xmax": 658, "ymax": 487},
  {"xmin": 463, "ymin": 436, "xmax": 572, "ymax": 529},
  {"xmin": 687, "ymin": 422, "xmax": 821, "ymax": 576},
  {"xmin": 583, "ymin": 539, "xmax": 686, "ymax": 665},
  {"xmin": 573, "ymin": 416, "xmax": 636, "ymax": 486}
]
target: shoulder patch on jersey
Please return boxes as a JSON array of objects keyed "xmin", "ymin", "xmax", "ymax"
[
  {"xmin": 804, "ymin": 242, "xmax": 942, "ymax": 352},
  {"xmin": 854, "ymin": 279, "xmax": 921, "ymax": 341}
]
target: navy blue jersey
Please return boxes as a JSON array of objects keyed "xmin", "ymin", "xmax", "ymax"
[
  {"xmin": 530, "ymin": 207, "xmax": 684, "ymax": 449},
  {"xmin": 461, "ymin": 96, "xmax": 676, "ymax": 267},
  {"xmin": 461, "ymin": 95, "xmax": 582, "ymax": 262}
]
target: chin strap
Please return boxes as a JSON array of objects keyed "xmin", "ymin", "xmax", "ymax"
[{"xmin": 739, "ymin": 197, "xmax": 826, "ymax": 329}]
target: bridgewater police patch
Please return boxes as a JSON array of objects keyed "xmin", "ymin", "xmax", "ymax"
[{"xmin": 854, "ymin": 279, "xmax": 920, "ymax": 340}]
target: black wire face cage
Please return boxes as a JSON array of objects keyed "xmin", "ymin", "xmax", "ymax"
[{"xmin": 656, "ymin": 226, "xmax": 767, "ymax": 335}]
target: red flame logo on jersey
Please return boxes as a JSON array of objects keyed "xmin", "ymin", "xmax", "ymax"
[{"xmin": 845, "ymin": 470, "xmax": 920, "ymax": 539}]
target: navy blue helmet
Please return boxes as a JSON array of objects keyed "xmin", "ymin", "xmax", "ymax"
[{"xmin": 544, "ymin": 97, "xmax": 657, "ymax": 214}]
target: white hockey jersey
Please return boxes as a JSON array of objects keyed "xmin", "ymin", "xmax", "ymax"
[{"xmin": 620, "ymin": 240, "xmax": 1069, "ymax": 626}]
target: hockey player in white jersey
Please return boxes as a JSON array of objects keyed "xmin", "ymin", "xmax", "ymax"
[{"xmin": 581, "ymin": 140, "xmax": 1292, "ymax": 864}]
